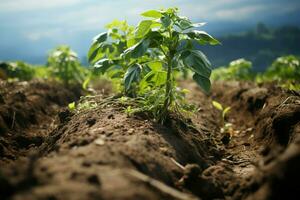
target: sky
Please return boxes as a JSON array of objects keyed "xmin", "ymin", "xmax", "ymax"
[{"xmin": 0, "ymin": 0, "xmax": 300, "ymax": 64}]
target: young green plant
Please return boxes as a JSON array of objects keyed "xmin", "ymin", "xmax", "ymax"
[
  {"xmin": 47, "ymin": 46, "xmax": 86, "ymax": 86},
  {"xmin": 128, "ymin": 8, "xmax": 219, "ymax": 121},
  {"xmin": 212, "ymin": 100, "xmax": 233, "ymax": 140},
  {"xmin": 88, "ymin": 8, "xmax": 220, "ymax": 123},
  {"xmin": 212, "ymin": 100, "xmax": 231, "ymax": 125}
]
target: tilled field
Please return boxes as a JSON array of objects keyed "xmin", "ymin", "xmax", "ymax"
[{"xmin": 0, "ymin": 80, "xmax": 299, "ymax": 200}]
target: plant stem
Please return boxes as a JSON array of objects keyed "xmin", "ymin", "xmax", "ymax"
[
  {"xmin": 161, "ymin": 56, "xmax": 173, "ymax": 123},
  {"xmin": 160, "ymin": 27, "xmax": 176, "ymax": 123}
]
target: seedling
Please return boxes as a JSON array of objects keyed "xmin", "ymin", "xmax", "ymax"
[
  {"xmin": 68, "ymin": 97, "xmax": 98, "ymax": 113},
  {"xmin": 68, "ymin": 102, "xmax": 76, "ymax": 111},
  {"xmin": 89, "ymin": 8, "xmax": 219, "ymax": 123},
  {"xmin": 212, "ymin": 100, "xmax": 231, "ymax": 128},
  {"xmin": 212, "ymin": 100, "xmax": 234, "ymax": 144}
]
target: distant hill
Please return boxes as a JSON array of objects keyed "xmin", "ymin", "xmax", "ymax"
[{"xmin": 199, "ymin": 24, "xmax": 300, "ymax": 71}]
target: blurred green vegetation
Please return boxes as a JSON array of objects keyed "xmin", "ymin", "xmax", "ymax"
[
  {"xmin": 0, "ymin": 61, "xmax": 35, "ymax": 81},
  {"xmin": 211, "ymin": 58, "xmax": 255, "ymax": 81},
  {"xmin": 256, "ymin": 55, "xmax": 300, "ymax": 90},
  {"xmin": 202, "ymin": 24, "xmax": 300, "ymax": 71},
  {"xmin": 211, "ymin": 55, "xmax": 300, "ymax": 90},
  {"xmin": 47, "ymin": 45, "xmax": 88, "ymax": 86},
  {"xmin": 1, "ymin": 46, "xmax": 299, "ymax": 91},
  {"xmin": 0, "ymin": 46, "xmax": 90, "ymax": 87}
]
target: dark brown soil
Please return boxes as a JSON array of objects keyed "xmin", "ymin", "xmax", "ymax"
[
  {"xmin": 0, "ymin": 80, "xmax": 82, "ymax": 161},
  {"xmin": 0, "ymin": 80, "xmax": 299, "ymax": 200}
]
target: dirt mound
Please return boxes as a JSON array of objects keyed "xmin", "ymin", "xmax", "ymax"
[
  {"xmin": 0, "ymin": 80, "xmax": 299, "ymax": 200},
  {"xmin": 0, "ymin": 91, "xmax": 225, "ymax": 200},
  {"xmin": 211, "ymin": 81, "xmax": 300, "ymax": 200},
  {"xmin": 0, "ymin": 80, "xmax": 82, "ymax": 162}
]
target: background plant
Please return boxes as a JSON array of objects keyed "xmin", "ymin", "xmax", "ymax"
[
  {"xmin": 254, "ymin": 55, "xmax": 300, "ymax": 90},
  {"xmin": 0, "ymin": 61, "xmax": 35, "ymax": 81},
  {"xmin": 47, "ymin": 45, "xmax": 87, "ymax": 86},
  {"xmin": 265, "ymin": 55, "xmax": 299, "ymax": 81},
  {"xmin": 211, "ymin": 58, "xmax": 254, "ymax": 81}
]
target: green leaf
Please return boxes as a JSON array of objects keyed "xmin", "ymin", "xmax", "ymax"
[
  {"xmin": 150, "ymin": 71, "xmax": 167, "ymax": 86},
  {"xmin": 150, "ymin": 21, "xmax": 162, "ymax": 28},
  {"xmin": 135, "ymin": 20, "xmax": 153, "ymax": 38},
  {"xmin": 146, "ymin": 61, "xmax": 163, "ymax": 71},
  {"xmin": 110, "ymin": 71, "xmax": 123, "ymax": 79},
  {"xmin": 87, "ymin": 41, "xmax": 102, "ymax": 64},
  {"xmin": 175, "ymin": 17, "xmax": 206, "ymax": 30},
  {"xmin": 182, "ymin": 50, "xmax": 211, "ymax": 78},
  {"xmin": 193, "ymin": 73, "xmax": 211, "ymax": 94},
  {"xmin": 127, "ymin": 37, "xmax": 139, "ymax": 48},
  {"xmin": 93, "ymin": 32, "xmax": 108, "ymax": 43},
  {"xmin": 68, "ymin": 102, "xmax": 76, "ymax": 111},
  {"xmin": 82, "ymin": 75, "xmax": 91, "ymax": 90},
  {"xmin": 141, "ymin": 10, "xmax": 162, "ymax": 18},
  {"xmin": 140, "ymin": 70, "xmax": 167, "ymax": 90},
  {"xmin": 88, "ymin": 32, "xmax": 109, "ymax": 64},
  {"xmin": 94, "ymin": 58, "xmax": 113, "ymax": 74},
  {"xmin": 124, "ymin": 39, "xmax": 150, "ymax": 58},
  {"xmin": 187, "ymin": 30, "xmax": 220, "ymax": 45},
  {"xmin": 223, "ymin": 107, "xmax": 231, "ymax": 118},
  {"xmin": 176, "ymin": 17, "xmax": 192, "ymax": 30},
  {"xmin": 161, "ymin": 15, "xmax": 171, "ymax": 28},
  {"xmin": 124, "ymin": 64, "xmax": 142, "ymax": 91},
  {"xmin": 212, "ymin": 101, "xmax": 223, "ymax": 111},
  {"xmin": 163, "ymin": 7, "xmax": 178, "ymax": 15},
  {"xmin": 147, "ymin": 31, "xmax": 163, "ymax": 48},
  {"xmin": 179, "ymin": 50, "xmax": 191, "ymax": 59}
]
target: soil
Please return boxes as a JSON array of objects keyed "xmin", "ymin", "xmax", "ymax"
[
  {"xmin": 0, "ymin": 79, "xmax": 299, "ymax": 200},
  {"xmin": 0, "ymin": 80, "xmax": 82, "ymax": 161}
]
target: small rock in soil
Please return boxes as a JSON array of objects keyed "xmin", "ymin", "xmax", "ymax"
[
  {"xmin": 89, "ymin": 127, "xmax": 105, "ymax": 135},
  {"xmin": 94, "ymin": 138, "xmax": 105, "ymax": 146},
  {"xmin": 128, "ymin": 128, "xmax": 134, "ymax": 134}
]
